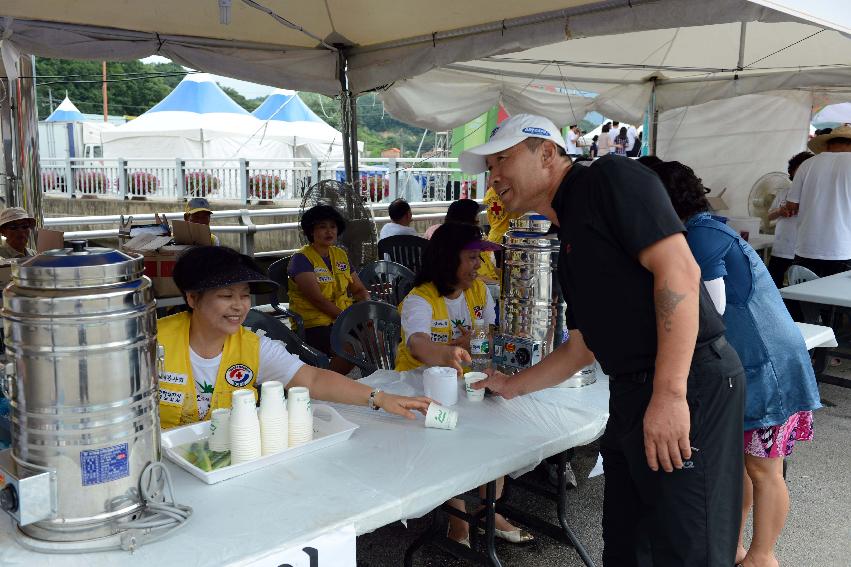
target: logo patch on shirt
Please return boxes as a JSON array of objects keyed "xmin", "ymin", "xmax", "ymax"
[
  {"xmin": 160, "ymin": 372, "xmax": 188, "ymax": 386},
  {"xmin": 225, "ymin": 364, "xmax": 255, "ymax": 387},
  {"xmin": 336, "ymin": 262, "xmax": 348, "ymax": 272},
  {"xmin": 473, "ymin": 305, "xmax": 483, "ymax": 319},
  {"xmin": 522, "ymin": 126, "xmax": 551, "ymax": 137},
  {"xmin": 159, "ymin": 389, "xmax": 184, "ymax": 406}
]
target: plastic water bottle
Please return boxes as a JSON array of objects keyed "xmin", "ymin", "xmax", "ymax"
[{"xmin": 469, "ymin": 319, "xmax": 491, "ymax": 373}]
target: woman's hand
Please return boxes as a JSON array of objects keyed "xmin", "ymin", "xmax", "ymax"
[
  {"xmin": 442, "ymin": 346, "xmax": 472, "ymax": 377},
  {"xmin": 375, "ymin": 392, "xmax": 433, "ymax": 419}
]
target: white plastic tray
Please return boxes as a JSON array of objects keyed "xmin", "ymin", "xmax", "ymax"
[{"xmin": 161, "ymin": 404, "xmax": 358, "ymax": 484}]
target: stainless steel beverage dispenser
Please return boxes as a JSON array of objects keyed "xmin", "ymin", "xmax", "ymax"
[
  {"xmin": 493, "ymin": 215, "xmax": 596, "ymax": 386},
  {"xmin": 0, "ymin": 242, "xmax": 190, "ymax": 550}
]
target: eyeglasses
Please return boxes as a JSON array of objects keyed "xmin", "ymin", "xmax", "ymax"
[{"xmin": 2, "ymin": 224, "xmax": 31, "ymax": 231}]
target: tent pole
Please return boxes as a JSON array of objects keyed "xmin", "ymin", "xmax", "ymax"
[
  {"xmin": 737, "ymin": 22, "xmax": 747, "ymax": 70},
  {"xmin": 337, "ymin": 47, "xmax": 353, "ymax": 186},
  {"xmin": 0, "ymin": 54, "xmax": 43, "ymax": 228},
  {"xmin": 648, "ymin": 78, "xmax": 658, "ymax": 156}
]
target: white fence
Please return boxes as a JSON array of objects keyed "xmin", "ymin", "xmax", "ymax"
[{"xmin": 39, "ymin": 157, "xmax": 487, "ymax": 203}]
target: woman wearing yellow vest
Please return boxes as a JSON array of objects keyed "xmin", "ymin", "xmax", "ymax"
[
  {"xmin": 483, "ymin": 186, "xmax": 522, "ymax": 243},
  {"xmin": 396, "ymin": 223, "xmax": 533, "ymax": 546},
  {"xmin": 288, "ymin": 205, "xmax": 370, "ymax": 374},
  {"xmin": 422, "ymin": 199, "xmax": 499, "ymax": 284},
  {"xmin": 157, "ymin": 246, "xmax": 430, "ymax": 430}
]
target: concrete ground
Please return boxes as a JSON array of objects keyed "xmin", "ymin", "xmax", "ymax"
[{"xmin": 356, "ymin": 372, "xmax": 851, "ymax": 566}]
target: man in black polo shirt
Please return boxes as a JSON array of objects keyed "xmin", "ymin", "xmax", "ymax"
[{"xmin": 460, "ymin": 114, "xmax": 745, "ymax": 567}]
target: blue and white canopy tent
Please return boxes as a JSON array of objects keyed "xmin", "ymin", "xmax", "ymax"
[
  {"xmin": 252, "ymin": 89, "xmax": 352, "ymax": 159},
  {"xmin": 44, "ymin": 96, "xmax": 86, "ymax": 122},
  {"xmin": 101, "ymin": 73, "xmax": 293, "ymax": 160}
]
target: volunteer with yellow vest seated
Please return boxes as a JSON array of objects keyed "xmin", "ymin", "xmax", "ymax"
[
  {"xmin": 395, "ymin": 223, "xmax": 533, "ymax": 546},
  {"xmin": 396, "ymin": 222, "xmax": 499, "ymax": 374},
  {"xmin": 288, "ymin": 204, "xmax": 370, "ymax": 374},
  {"xmin": 157, "ymin": 246, "xmax": 430, "ymax": 430},
  {"xmin": 483, "ymin": 186, "xmax": 522, "ymax": 244},
  {"xmin": 423, "ymin": 199, "xmax": 499, "ymax": 284}
]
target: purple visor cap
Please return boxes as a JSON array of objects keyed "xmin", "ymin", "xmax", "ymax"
[{"xmin": 462, "ymin": 239, "xmax": 503, "ymax": 252}]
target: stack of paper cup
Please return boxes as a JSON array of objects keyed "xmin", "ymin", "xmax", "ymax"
[
  {"xmin": 230, "ymin": 389, "xmax": 261, "ymax": 464},
  {"xmin": 423, "ymin": 366, "xmax": 459, "ymax": 406},
  {"xmin": 259, "ymin": 381, "xmax": 288, "ymax": 455},
  {"xmin": 208, "ymin": 408, "xmax": 231, "ymax": 452},
  {"xmin": 287, "ymin": 386, "xmax": 313, "ymax": 447},
  {"xmin": 463, "ymin": 372, "xmax": 487, "ymax": 402},
  {"xmin": 424, "ymin": 402, "xmax": 459, "ymax": 430}
]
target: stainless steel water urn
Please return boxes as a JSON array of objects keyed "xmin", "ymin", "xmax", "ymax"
[
  {"xmin": 494, "ymin": 215, "xmax": 596, "ymax": 386},
  {"xmin": 0, "ymin": 242, "xmax": 160, "ymax": 541}
]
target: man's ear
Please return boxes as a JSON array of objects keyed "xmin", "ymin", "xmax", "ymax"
[{"xmin": 540, "ymin": 140, "xmax": 557, "ymax": 166}]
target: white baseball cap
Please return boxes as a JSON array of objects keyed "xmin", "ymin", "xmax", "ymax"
[{"xmin": 459, "ymin": 113, "xmax": 566, "ymax": 174}]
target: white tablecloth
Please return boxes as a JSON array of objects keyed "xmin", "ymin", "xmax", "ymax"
[
  {"xmin": 780, "ymin": 270, "xmax": 851, "ymax": 308},
  {"xmin": 0, "ymin": 370, "xmax": 609, "ymax": 566}
]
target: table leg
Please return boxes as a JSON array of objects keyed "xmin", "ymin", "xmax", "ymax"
[
  {"xmin": 483, "ymin": 480, "xmax": 503, "ymax": 567},
  {"xmin": 497, "ymin": 451, "xmax": 598, "ymax": 567}
]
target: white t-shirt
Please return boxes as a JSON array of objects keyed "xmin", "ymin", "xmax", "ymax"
[
  {"xmin": 626, "ymin": 126, "xmax": 638, "ymax": 151},
  {"xmin": 768, "ymin": 187, "xmax": 798, "ymax": 260},
  {"xmin": 379, "ymin": 222, "xmax": 418, "ymax": 240},
  {"xmin": 401, "ymin": 290, "xmax": 496, "ymax": 344},
  {"xmin": 566, "ymin": 130, "xmax": 579, "ymax": 155},
  {"xmin": 608, "ymin": 128, "xmax": 618, "ymax": 145},
  {"xmin": 787, "ymin": 152, "xmax": 851, "ymax": 260},
  {"xmin": 191, "ymin": 333, "xmax": 305, "ymax": 419}
]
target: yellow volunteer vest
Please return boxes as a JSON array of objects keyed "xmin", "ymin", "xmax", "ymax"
[
  {"xmin": 477, "ymin": 252, "xmax": 499, "ymax": 282},
  {"xmin": 157, "ymin": 311, "xmax": 260, "ymax": 430},
  {"xmin": 395, "ymin": 280, "xmax": 488, "ymax": 371},
  {"xmin": 288, "ymin": 245, "xmax": 353, "ymax": 328},
  {"xmin": 484, "ymin": 187, "xmax": 521, "ymax": 243}
]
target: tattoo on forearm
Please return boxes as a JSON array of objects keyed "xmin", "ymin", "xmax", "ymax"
[{"xmin": 655, "ymin": 280, "xmax": 686, "ymax": 332}]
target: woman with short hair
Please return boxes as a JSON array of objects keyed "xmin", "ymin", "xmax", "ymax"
[
  {"xmin": 288, "ymin": 204, "xmax": 370, "ymax": 373},
  {"xmin": 653, "ymin": 161, "xmax": 821, "ymax": 567}
]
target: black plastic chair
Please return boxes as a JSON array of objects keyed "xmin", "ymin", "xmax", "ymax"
[
  {"xmin": 377, "ymin": 235, "xmax": 428, "ymax": 275},
  {"xmin": 357, "ymin": 260, "xmax": 415, "ymax": 306},
  {"xmin": 266, "ymin": 255, "xmax": 305, "ymax": 338},
  {"xmin": 243, "ymin": 309, "xmax": 330, "ymax": 369},
  {"xmin": 330, "ymin": 301, "xmax": 401, "ymax": 377}
]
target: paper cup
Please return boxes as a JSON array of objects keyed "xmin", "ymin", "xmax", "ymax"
[
  {"xmin": 423, "ymin": 366, "xmax": 459, "ymax": 406},
  {"xmin": 208, "ymin": 408, "xmax": 231, "ymax": 452},
  {"xmin": 463, "ymin": 372, "xmax": 487, "ymax": 402},
  {"xmin": 260, "ymin": 414, "xmax": 288, "ymax": 455},
  {"xmin": 260, "ymin": 381, "xmax": 287, "ymax": 418},
  {"xmin": 424, "ymin": 402, "xmax": 458, "ymax": 430},
  {"xmin": 231, "ymin": 389, "xmax": 256, "ymax": 412},
  {"xmin": 229, "ymin": 419, "xmax": 261, "ymax": 464}
]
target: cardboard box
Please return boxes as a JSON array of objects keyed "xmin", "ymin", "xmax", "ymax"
[
  {"xmin": 36, "ymin": 229, "xmax": 65, "ymax": 253},
  {"xmin": 171, "ymin": 220, "xmax": 212, "ymax": 246},
  {"xmin": 122, "ymin": 235, "xmax": 192, "ymax": 299}
]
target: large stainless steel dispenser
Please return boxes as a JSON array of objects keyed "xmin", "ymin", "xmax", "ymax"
[
  {"xmin": 494, "ymin": 215, "xmax": 596, "ymax": 386},
  {"xmin": 0, "ymin": 242, "xmax": 170, "ymax": 546}
]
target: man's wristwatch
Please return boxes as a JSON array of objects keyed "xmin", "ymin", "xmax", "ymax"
[{"xmin": 368, "ymin": 389, "xmax": 381, "ymax": 411}]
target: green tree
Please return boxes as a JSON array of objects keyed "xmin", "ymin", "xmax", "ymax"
[{"xmin": 219, "ymin": 86, "xmax": 265, "ymax": 113}]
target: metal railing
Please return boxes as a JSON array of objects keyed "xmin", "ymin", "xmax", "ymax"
[
  {"xmin": 43, "ymin": 200, "xmax": 478, "ymax": 258},
  {"xmin": 40, "ymin": 157, "xmax": 487, "ymax": 204}
]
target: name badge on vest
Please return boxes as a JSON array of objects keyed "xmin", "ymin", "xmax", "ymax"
[
  {"xmin": 318, "ymin": 276, "xmax": 333, "ymax": 283},
  {"xmin": 160, "ymin": 389, "xmax": 185, "ymax": 406},
  {"xmin": 160, "ymin": 372, "xmax": 188, "ymax": 386},
  {"xmin": 225, "ymin": 364, "xmax": 255, "ymax": 387},
  {"xmin": 433, "ymin": 319, "xmax": 450, "ymax": 328}
]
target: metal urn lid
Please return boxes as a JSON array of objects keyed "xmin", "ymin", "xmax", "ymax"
[{"xmin": 12, "ymin": 240, "xmax": 144, "ymax": 289}]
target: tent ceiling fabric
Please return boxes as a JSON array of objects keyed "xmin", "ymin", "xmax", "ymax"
[
  {"xmin": 382, "ymin": 18, "xmax": 851, "ymax": 129},
  {"xmin": 0, "ymin": 0, "xmax": 802, "ymax": 96}
]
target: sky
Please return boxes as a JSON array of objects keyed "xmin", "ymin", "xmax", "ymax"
[{"xmin": 141, "ymin": 55, "xmax": 274, "ymax": 99}]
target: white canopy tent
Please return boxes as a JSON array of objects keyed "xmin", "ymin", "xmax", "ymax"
[
  {"xmin": 1, "ymin": 0, "xmax": 851, "ymax": 211},
  {"xmin": 101, "ymin": 73, "xmax": 294, "ymax": 160}
]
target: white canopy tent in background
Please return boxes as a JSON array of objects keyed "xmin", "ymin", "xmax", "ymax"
[
  {"xmin": 44, "ymin": 96, "xmax": 85, "ymax": 122},
  {"xmin": 102, "ymin": 73, "xmax": 294, "ymax": 160},
  {"xmin": 1, "ymin": 0, "xmax": 851, "ymax": 214}
]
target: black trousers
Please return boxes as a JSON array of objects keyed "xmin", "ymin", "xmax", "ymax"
[
  {"xmin": 601, "ymin": 338, "xmax": 745, "ymax": 567},
  {"xmin": 792, "ymin": 255, "xmax": 851, "ymax": 278}
]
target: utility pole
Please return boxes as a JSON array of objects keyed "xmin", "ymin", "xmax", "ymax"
[
  {"xmin": 102, "ymin": 61, "xmax": 108, "ymax": 122},
  {"xmin": 48, "ymin": 87, "xmax": 54, "ymax": 114}
]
